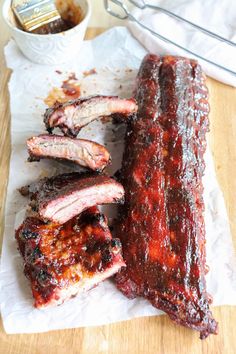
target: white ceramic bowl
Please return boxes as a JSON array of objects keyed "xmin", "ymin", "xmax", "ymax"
[{"xmin": 2, "ymin": 0, "xmax": 91, "ymax": 65}]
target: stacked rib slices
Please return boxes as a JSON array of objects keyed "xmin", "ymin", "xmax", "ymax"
[{"xmin": 16, "ymin": 95, "xmax": 137, "ymax": 308}]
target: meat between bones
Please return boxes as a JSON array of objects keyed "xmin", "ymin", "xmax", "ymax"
[
  {"xmin": 27, "ymin": 134, "xmax": 111, "ymax": 171},
  {"xmin": 20, "ymin": 173, "xmax": 125, "ymax": 224},
  {"xmin": 44, "ymin": 95, "xmax": 138, "ymax": 137}
]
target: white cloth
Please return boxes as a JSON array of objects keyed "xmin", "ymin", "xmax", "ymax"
[{"xmin": 128, "ymin": 0, "xmax": 236, "ymax": 87}]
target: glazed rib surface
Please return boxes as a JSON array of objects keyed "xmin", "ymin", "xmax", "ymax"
[
  {"xmin": 115, "ymin": 54, "xmax": 218, "ymax": 338},
  {"xmin": 16, "ymin": 207, "xmax": 125, "ymax": 308}
]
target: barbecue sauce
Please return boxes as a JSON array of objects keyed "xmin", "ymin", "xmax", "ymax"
[
  {"xmin": 44, "ymin": 73, "xmax": 81, "ymax": 107},
  {"xmin": 17, "ymin": 0, "xmax": 83, "ymax": 35},
  {"xmin": 16, "ymin": 208, "xmax": 122, "ymax": 308}
]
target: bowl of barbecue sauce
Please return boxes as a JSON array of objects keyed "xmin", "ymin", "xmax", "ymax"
[{"xmin": 2, "ymin": 0, "xmax": 91, "ymax": 64}]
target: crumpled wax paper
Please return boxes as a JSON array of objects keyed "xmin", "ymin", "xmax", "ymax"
[{"xmin": 0, "ymin": 27, "xmax": 236, "ymax": 334}]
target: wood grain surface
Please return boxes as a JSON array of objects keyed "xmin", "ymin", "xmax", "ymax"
[{"xmin": 0, "ymin": 14, "xmax": 236, "ymax": 354}]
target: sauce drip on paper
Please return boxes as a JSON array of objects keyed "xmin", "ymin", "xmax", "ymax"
[
  {"xmin": 44, "ymin": 73, "xmax": 81, "ymax": 107},
  {"xmin": 44, "ymin": 69, "xmax": 97, "ymax": 107}
]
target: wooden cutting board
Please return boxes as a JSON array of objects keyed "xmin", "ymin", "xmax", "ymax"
[{"xmin": 0, "ymin": 26, "xmax": 236, "ymax": 354}]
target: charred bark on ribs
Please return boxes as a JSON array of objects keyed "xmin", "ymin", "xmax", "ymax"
[
  {"xmin": 20, "ymin": 172, "xmax": 125, "ymax": 224},
  {"xmin": 44, "ymin": 95, "xmax": 138, "ymax": 137},
  {"xmin": 15, "ymin": 207, "xmax": 125, "ymax": 308},
  {"xmin": 115, "ymin": 54, "xmax": 218, "ymax": 339},
  {"xmin": 27, "ymin": 134, "xmax": 111, "ymax": 172}
]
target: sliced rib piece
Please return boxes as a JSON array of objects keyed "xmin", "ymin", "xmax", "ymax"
[
  {"xmin": 27, "ymin": 134, "xmax": 110, "ymax": 171},
  {"xmin": 115, "ymin": 54, "xmax": 218, "ymax": 339},
  {"xmin": 15, "ymin": 207, "xmax": 125, "ymax": 308},
  {"xmin": 20, "ymin": 173, "xmax": 124, "ymax": 224},
  {"xmin": 44, "ymin": 95, "xmax": 138, "ymax": 137}
]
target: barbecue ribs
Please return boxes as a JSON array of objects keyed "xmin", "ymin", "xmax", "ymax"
[
  {"xmin": 20, "ymin": 173, "xmax": 124, "ymax": 224},
  {"xmin": 27, "ymin": 134, "xmax": 110, "ymax": 171},
  {"xmin": 115, "ymin": 54, "xmax": 218, "ymax": 339},
  {"xmin": 44, "ymin": 95, "xmax": 138, "ymax": 137},
  {"xmin": 16, "ymin": 207, "xmax": 125, "ymax": 308}
]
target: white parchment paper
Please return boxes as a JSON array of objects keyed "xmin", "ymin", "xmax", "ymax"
[{"xmin": 0, "ymin": 27, "xmax": 236, "ymax": 334}]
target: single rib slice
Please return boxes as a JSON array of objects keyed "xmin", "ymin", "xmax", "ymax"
[
  {"xmin": 20, "ymin": 173, "xmax": 124, "ymax": 224},
  {"xmin": 115, "ymin": 54, "xmax": 218, "ymax": 339},
  {"xmin": 27, "ymin": 134, "xmax": 111, "ymax": 171},
  {"xmin": 44, "ymin": 95, "xmax": 138, "ymax": 137},
  {"xmin": 16, "ymin": 207, "xmax": 125, "ymax": 308}
]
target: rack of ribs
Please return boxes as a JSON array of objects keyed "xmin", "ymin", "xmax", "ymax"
[
  {"xmin": 16, "ymin": 207, "xmax": 125, "ymax": 308},
  {"xmin": 20, "ymin": 173, "xmax": 125, "ymax": 224},
  {"xmin": 115, "ymin": 54, "xmax": 218, "ymax": 339},
  {"xmin": 27, "ymin": 134, "xmax": 111, "ymax": 171},
  {"xmin": 44, "ymin": 95, "xmax": 138, "ymax": 137}
]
